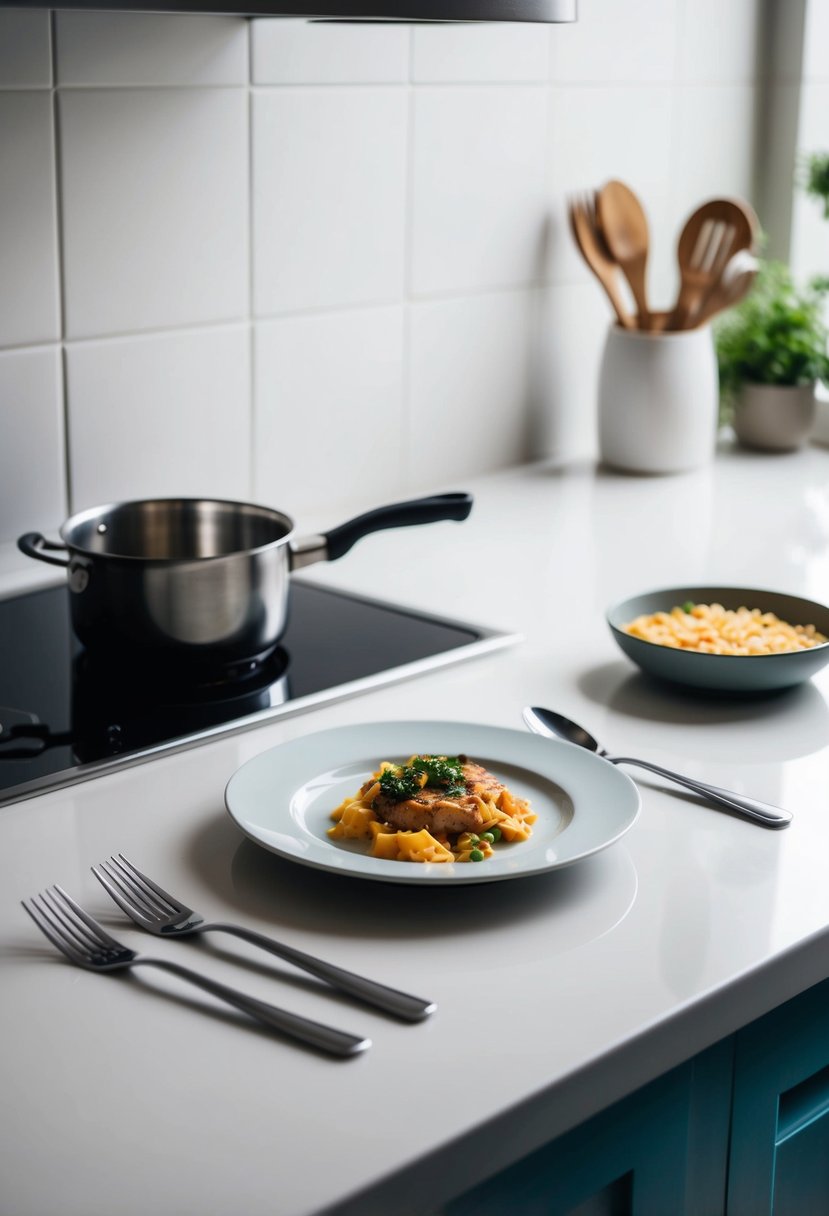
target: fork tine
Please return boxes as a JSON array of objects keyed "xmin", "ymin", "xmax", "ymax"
[
  {"xmin": 40, "ymin": 888, "xmax": 99, "ymax": 953},
  {"xmin": 51, "ymin": 884, "xmax": 122, "ymax": 949},
  {"xmin": 115, "ymin": 854, "xmax": 183, "ymax": 912},
  {"xmin": 102, "ymin": 857, "xmax": 167, "ymax": 915},
  {"xmin": 21, "ymin": 894, "xmax": 86, "ymax": 962},
  {"xmin": 92, "ymin": 861, "xmax": 152, "ymax": 919}
]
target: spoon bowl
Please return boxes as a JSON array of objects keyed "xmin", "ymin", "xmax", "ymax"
[
  {"xmin": 522, "ymin": 705, "xmax": 791, "ymax": 828},
  {"xmin": 596, "ymin": 179, "xmax": 652, "ymax": 329}
]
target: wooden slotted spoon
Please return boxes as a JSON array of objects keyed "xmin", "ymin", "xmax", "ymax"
[
  {"xmin": 667, "ymin": 198, "xmax": 758, "ymax": 330},
  {"xmin": 689, "ymin": 253, "xmax": 759, "ymax": 329}
]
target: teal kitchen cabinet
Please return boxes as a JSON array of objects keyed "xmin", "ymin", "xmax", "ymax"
[
  {"xmin": 728, "ymin": 976, "xmax": 829, "ymax": 1216},
  {"xmin": 444, "ymin": 977, "xmax": 829, "ymax": 1216}
]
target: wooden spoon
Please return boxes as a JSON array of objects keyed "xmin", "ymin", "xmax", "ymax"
[
  {"xmin": 567, "ymin": 193, "xmax": 635, "ymax": 330},
  {"xmin": 596, "ymin": 180, "xmax": 652, "ymax": 330},
  {"xmin": 667, "ymin": 198, "xmax": 758, "ymax": 330}
]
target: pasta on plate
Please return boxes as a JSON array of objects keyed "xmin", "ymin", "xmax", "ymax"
[{"xmin": 328, "ymin": 754, "xmax": 536, "ymax": 863}]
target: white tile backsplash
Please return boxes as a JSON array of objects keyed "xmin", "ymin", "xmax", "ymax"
[
  {"xmin": 411, "ymin": 86, "xmax": 549, "ymax": 297},
  {"xmin": 0, "ymin": 10, "xmax": 51, "ymax": 88},
  {"xmin": 0, "ymin": 346, "xmax": 65, "ymax": 536},
  {"xmin": 252, "ymin": 87, "xmax": 407, "ymax": 315},
  {"xmin": 803, "ymin": 0, "xmax": 829, "ymax": 83},
  {"xmin": 529, "ymin": 282, "xmax": 610, "ymax": 461},
  {"xmin": 0, "ymin": 91, "xmax": 60, "ymax": 349},
  {"xmin": 547, "ymin": 86, "xmax": 676, "ymax": 303},
  {"xmin": 677, "ymin": 0, "xmax": 762, "ymax": 83},
  {"xmin": 789, "ymin": 81, "xmax": 829, "ymax": 282},
  {"xmin": 669, "ymin": 86, "xmax": 758, "ymax": 238},
  {"xmin": 412, "ymin": 22, "xmax": 550, "ymax": 82},
  {"xmin": 251, "ymin": 18, "xmax": 408, "ymax": 84},
  {"xmin": 407, "ymin": 292, "xmax": 532, "ymax": 484},
  {"xmin": 65, "ymin": 325, "xmax": 251, "ymax": 509},
  {"xmin": 0, "ymin": 4, "xmax": 792, "ymax": 543},
  {"xmin": 254, "ymin": 307, "xmax": 404, "ymax": 514},
  {"xmin": 59, "ymin": 87, "xmax": 248, "ymax": 339},
  {"xmin": 549, "ymin": 0, "xmax": 680, "ymax": 84},
  {"xmin": 55, "ymin": 12, "xmax": 248, "ymax": 86}
]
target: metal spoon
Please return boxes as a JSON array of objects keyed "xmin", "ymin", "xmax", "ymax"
[
  {"xmin": 596, "ymin": 180, "xmax": 652, "ymax": 330},
  {"xmin": 522, "ymin": 706, "xmax": 792, "ymax": 829}
]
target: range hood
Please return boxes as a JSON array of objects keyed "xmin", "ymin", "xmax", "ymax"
[{"xmin": 4, "ymin": 0, "xmax": 576, "ymax": 21}]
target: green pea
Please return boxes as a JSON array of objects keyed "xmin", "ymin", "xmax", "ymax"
[
  {"xmin": 468, "ymin": 834, "xmax": 479, "ymax": 843},
  {"xmin": 470, "ymin": 849, "xmax": 485, "ymax": 862},
  {"xmin": 489, "ymin": 827, "xmax": 502, "ymax": 842},
  {"xmin": 681, "ymin": 601, "xmax": 695, "ymax": 614},
  {"xmin": 480, "ymin": 832, "xmax": 495, "ymax": 844}
]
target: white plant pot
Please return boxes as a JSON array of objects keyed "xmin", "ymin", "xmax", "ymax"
[
  {"xmin": 809, "ymin": 382, "xmax": 829, "ymax": 447},
  {"xmin": 732, "ymin": 383, "xmax": 817, "ymax": 452},
  {"xmin": 597, "ymin": 323, "xmax": 719, "ymax": 474}
]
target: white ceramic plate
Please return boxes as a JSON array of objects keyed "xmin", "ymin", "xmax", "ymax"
[{"xmin": 224, "ymin": 721, "xmax": 641, "ymax": 885}]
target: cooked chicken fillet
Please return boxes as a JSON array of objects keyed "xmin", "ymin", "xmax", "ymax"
[{"xmin": 373, "ymin": 759, "xmax": 505, "ymax": 835}]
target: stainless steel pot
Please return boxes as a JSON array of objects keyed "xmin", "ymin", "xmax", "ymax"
[{"xmin": 18, "ymin": 492, "xmax": 472, "ymax": 665}]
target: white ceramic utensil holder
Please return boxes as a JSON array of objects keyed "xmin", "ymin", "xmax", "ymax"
[{"xmin": 598, "ymin": 323, "xmax": 719, "ymax": 474}]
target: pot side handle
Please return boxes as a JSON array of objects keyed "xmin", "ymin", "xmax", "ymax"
[
  {"xmin": 17, "ymin": 532, "xmax": 71, "ymax": 568},
  {"xmin": 324, "ymin": 493, "xmax": 473, "ymax": 562}
]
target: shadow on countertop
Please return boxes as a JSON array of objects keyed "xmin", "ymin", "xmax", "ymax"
[
  {"xmin": 183, "ymin": 809, "xmax": 638, "ymax": 960},
  {"xmin": 577, "ymin": 660, "xmax": 829, "ymax": 760}
]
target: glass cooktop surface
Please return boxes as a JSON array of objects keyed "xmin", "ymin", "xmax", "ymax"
[{"xmin": 0, "ymin": 579, "xmax": 517, "ymax": 807}]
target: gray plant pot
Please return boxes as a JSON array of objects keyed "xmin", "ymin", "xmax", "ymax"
[{"xmin": 732, "ymin": 382, "xmax": 816, "ymax": 452}]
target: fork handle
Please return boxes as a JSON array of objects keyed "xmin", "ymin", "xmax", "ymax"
[
  {"xmin": 203, "ymin": 923, "xmax": 436, "ymax": 1022},
  {"xmin": 135, "ymin": 958, "xmax": 370, "ymax": 1057}
]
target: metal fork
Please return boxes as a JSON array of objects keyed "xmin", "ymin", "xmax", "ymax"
[
  {"xmin": 22, "ymin": 885, "xmax": 370, "ymax": 1057},
  {"xmin": 92, "ymin": 854, "xmax": 436, "ymax": 1022}
]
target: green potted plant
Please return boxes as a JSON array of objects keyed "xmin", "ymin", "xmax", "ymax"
[
  {"xmin": 804, "ymin": 151, "xmax": 829, "ymax": 220},
  {"xmin": 716, "ymin": 260, "xmax": 829, "ymax": 451}
]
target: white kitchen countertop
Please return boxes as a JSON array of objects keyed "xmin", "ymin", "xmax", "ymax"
[{"xmin": 4, "ymin": 443, "xmax": 829, "ymax": 1216}]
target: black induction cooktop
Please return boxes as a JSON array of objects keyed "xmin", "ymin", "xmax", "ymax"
[{"xmin": 0, "ymin": 579, "xmax": 517, "ymax": 807}]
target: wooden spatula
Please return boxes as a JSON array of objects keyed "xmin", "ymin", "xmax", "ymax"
[{"xmin": 567, "ymin": 192, "xmax": 635, "ymax": 330}]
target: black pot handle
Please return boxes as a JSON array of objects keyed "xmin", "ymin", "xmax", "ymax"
[
  {"xmin": 325, "ymin": 493, "xmax": 473, "ymax": 562},
  {"xmin": 17, "ymin": 532, "xmax": 71, "ymax": 569}
]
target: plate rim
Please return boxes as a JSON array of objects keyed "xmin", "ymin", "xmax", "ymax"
[{"xmin": 224, "ymin": 719, "xmax": 641, "ymax": 886}]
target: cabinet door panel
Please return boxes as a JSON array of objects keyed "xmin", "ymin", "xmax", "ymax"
[
  {"xmin": 773, "ymin": 1115, "xmax": 829, "ymax": 1216},
  {"xmin": 443, "ymin": 1066, "xmax": 691, "ymax": 1216},
  {"xmin": 728, "ymin": 977, "xmax": 829, "ymax": 1216}
]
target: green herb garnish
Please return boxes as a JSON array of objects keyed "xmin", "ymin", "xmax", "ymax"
[
  {"xmin": 376, "ymin": 755, "xmax": 468, "ymax": 803},
  {"xmin": 411, "ymin": 755, "xmax": 466, "ymax": 797},
  {"xmin": 378, "ymin": 766, "xmax": 424, "ymax": 801}
]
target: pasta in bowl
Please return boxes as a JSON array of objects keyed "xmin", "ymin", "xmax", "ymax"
[{"xmin": 608, "ymin": 586, "xmax": 829, "ymax": 692}]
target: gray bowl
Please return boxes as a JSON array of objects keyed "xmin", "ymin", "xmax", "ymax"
[{"xmin": 607, "ymin": 586, "xmax": 829, "ymax": 692}]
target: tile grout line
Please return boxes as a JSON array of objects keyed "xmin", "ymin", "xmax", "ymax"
[
  {"xmin": 246, "ymin": 19, "xmax": 257, "ymax": 501},
  {"xmin": 401, "ymin": 30, "xmax": 416, "ymax": 491},
  {"xmin": 49, "ymin": 10, "xmax": 73, "ymax": 516}
]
